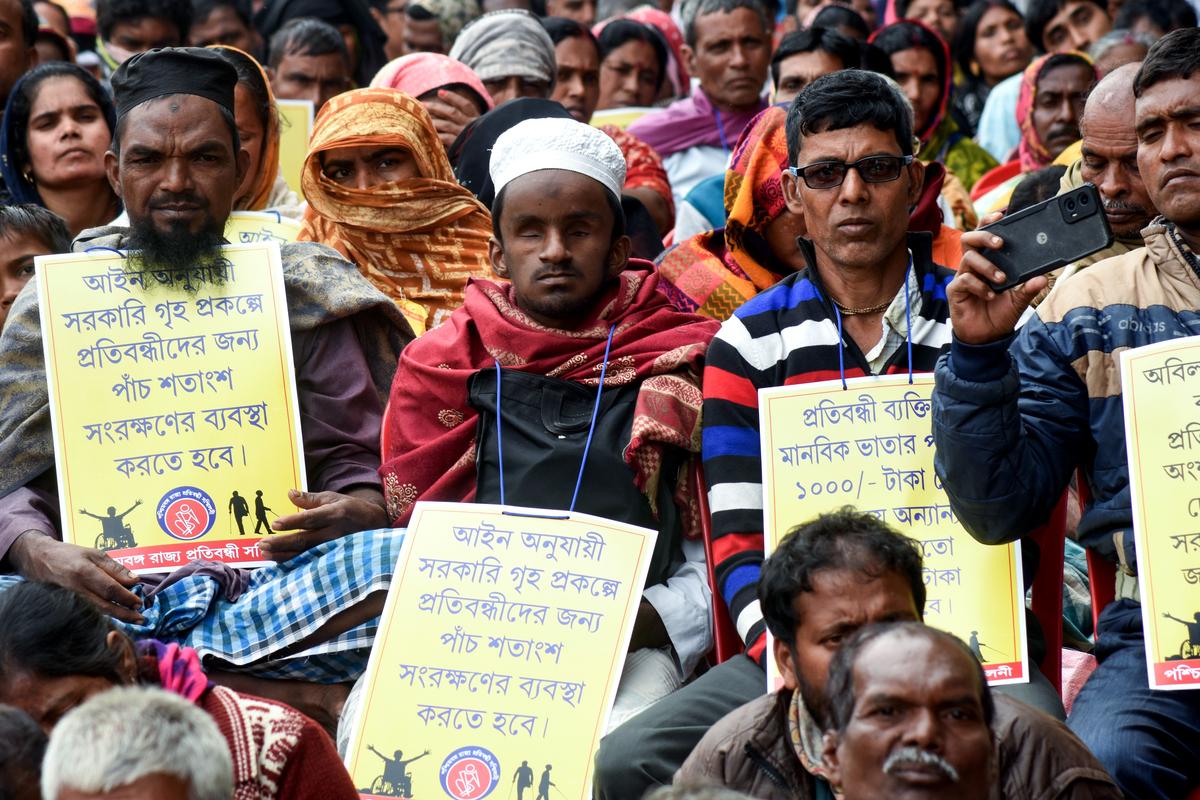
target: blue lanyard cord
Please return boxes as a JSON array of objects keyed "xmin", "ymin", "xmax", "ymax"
[
  {"xmin": 492, "ymin": 324, "xmax": 617, "ymax": 514},
  {"xmin": 713, "ymin": 107, "xmax": 732, "ymax": 155},
  {"xmin": 832, "ymin": 302, "xmax": 847, "ymax": 391},
  {"xmin": 828, "ymin": 252, "xmax": 915, "ymax": 390}
]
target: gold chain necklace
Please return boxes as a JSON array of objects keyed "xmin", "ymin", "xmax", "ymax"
[{"xmin": 831, "ymin": 296, "xmax": 893, "ymax": 316}]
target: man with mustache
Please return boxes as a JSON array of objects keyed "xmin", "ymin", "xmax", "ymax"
[
  {"xmin": 676, "ymin": 509, "xmax": 1118, "ymax": 798},
  {"xmin": 821, "ymin": 622, "xmax": 997, "ymax": 800},
  {"xmin": 933, "ymin": 27, "xmax": 1200, "ymax": 799},
  {"xmin": 0, "ymin": 47, "xmax": 412, "ymax": 720},
  {"xmin": 377, "ymin": 116, "xmax": 721, "ymax": 728},
  {"xmin": 1044, "ymin": 61, "xmax": 1156, "ymax": 294}
]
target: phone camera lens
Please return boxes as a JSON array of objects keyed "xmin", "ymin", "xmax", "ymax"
[
  {"xmin": 1067, "ymin": 200, "xmax": 1076, "ymax": 211},
  {"xmin": 1080, "ymin": 194, "xmax": 1089, "ymax": 205}
]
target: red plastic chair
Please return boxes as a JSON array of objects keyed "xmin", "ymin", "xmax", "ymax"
[
  {"xmin": 694, "ymin": 462, "xmax": 743, "ymax": 666},
  {"xmin": 1028, "ymin": 492, "xmax": 1068, "ymax": 695}
]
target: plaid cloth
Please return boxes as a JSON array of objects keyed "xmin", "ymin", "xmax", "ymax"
[{"xmin": 0, "ymin": 528, "xmax": 404, "ymax": 684}]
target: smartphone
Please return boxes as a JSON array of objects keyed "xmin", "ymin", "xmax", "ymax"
[{"xmin": 980, "ymin": 184, "xmax": 1115, "ymax": 292}]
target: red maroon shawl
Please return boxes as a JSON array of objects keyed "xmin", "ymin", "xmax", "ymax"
[{"xmin": 379, "ymin": 266, "xmax": 719, "ymax": 529}]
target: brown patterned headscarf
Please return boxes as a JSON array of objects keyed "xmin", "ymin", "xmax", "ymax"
[{"xmin": 298, "ymin": 88, "xmax": 494, "ymax": 333}]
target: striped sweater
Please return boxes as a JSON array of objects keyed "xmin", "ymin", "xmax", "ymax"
[{"xmin": 701, "ymin": 234, "xmax": 954, "ymax": 659}]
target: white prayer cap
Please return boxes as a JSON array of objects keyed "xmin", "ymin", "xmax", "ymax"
[{"xmin": 489, "ymin": 117, "xmax": 627, "ymax": 202}]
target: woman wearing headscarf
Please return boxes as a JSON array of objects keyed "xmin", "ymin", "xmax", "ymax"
[
  {"xmin": 370, "ymin": 52, "xmax": 493, "ymax": 150},
  {"xmin": 0, "ymin": 62, "xmax": 120, "ymax": 236},
  {"xmin": 871, "ymin": 20, "xmax": 998, "ymax": 192},
  {"xmin": 299, "ymin": 88, "xmax": 493, "ymax": 335},
  {"xmin": 447, "ymin": 9, "xmax": 558, "ymax": 105},
  {"xmin": 212, "ymin": 46, "xmax": 303, "ymax": 219},
  {"xmin": 971, "ymin": 51, "xmax": 1097, "ymax": 214},
  {"xmin": 951, "ymin": 0, "xmax": 1033, "ymax": 134}
]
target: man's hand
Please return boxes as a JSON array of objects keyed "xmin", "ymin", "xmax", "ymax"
[
  {"xmin": 425, "ymin": 89, "xmax": 482, "ymax": 150},
  {"xmin": 260, "ymin": 488, "xmax": 389, "ymax": 562},
  {"xmin": 948, "ymin": 215, "xmax": 1048, "ymax": 345},
  {"xmin": 8, "ymin": 532, "xmax": 144, "ymax": 623}
]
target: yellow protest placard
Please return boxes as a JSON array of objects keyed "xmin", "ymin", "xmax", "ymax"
[
  {"xmin": 224, "ymin": 210, "xmax": 302, "ymax": 246},
  {"xmin": 277, "ymin": 98, "xmax": 315, "ymax": 200},
  {"xmin": 1121, "ymin": 337, "xmax": 1200, "ymax": 689},
  {"xmin": 760, "ymin": 375, "xmax": 1028, "ymax": 685},
  {"xmin": 343, "ymin": 501, "xmax": 658, "ymax": 800},
  {"xmin": 36, "ymin": 243, "xmax": 306, "ymax": 573},
  {"xmin": 589, "ymin": 107, "xmax": 652, "ymax": 130}
]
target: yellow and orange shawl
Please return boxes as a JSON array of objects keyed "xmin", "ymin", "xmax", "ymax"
[
  {"xmin": 299, "ymin": 88, "xmax": 494, "ymax": 334},
  {"xmin": 211, "ymin": 46, "xmax": 283, "ymax": 213}
]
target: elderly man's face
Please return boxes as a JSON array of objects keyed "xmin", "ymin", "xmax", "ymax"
[
  {"xmin": 1080, "ymin": 78, "xmax": 1154, "ymax": 238},
  {"xmin": 824, "ymin": 631, "xmax": 995, "ymax": 800},
  {"xmin": 1136, "ymin": 72, "xmax": 1200, "ymax": 241},
  {"xmin": 772, "ymin": 568, "xmax": 920, "ymax": 724},
  {"xmin": 1032, "ymin": 62, "xmax": 1092, "ymax": 161},
  {"xmin": 489, "ymin": 169, "xmax": 629, "ymax": 330},
  {"xmin": 684, "ymin": 8, "xmax": 771, "ymax": 112},
  {"xmin": 106, "ymin": 95, "xmax": 245, "ymax": 240}
]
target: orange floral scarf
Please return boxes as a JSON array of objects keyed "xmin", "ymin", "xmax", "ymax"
[
  {"xmin": 211, "ymin": 46, "xmax": 281, "ymax": 213},
  {"xmin": 298, "ymin": 88, "xmax": 494, "ymax": 333}
]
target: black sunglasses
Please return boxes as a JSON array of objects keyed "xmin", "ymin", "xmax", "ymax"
[{"xmin": 786, "ymin": 155, "xmax": 915, "ymax": 190}]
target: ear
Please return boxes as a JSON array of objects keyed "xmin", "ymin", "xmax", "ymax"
[
  {"xmin": 773, "ymin": 637, "xmax": 799, "ymax": 691},
  {"xmin": 821, "ymin": 730, "xmax": 843, "ymax": 787},
  {"xmin": 606, "ymin": 235, "xmax": 631, "ymax": 278},
  {"xmin": 235, "ymin": 145, "xmax": 251, "ymax": 189},
  {"xmin": 681, "ymin": 43, "xmax": 698, "ymax": 81},
  {"xmin": 105, "ymin": 150, "xmax": 123, "ymax": 200},
  {"xmin": 265, "ymin": 65, "xmax": 277, "ymax": 86},
  {"xmin": 106, "ymin": 630, "xmax": 138, "ymax": 684},
  {"xmin": 781, "ymin": 168, "xmax": 806, "ymax": 222},
  {"xmin": 488, "ymin": 236, "xmax": 509, "ymax": 279},
  {"xmin": 906, "ymin": 157, "xmax": 925, "ymax": 208}
]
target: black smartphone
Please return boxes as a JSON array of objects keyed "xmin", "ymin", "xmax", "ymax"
[{"xmin": 980, "ymin": 184, "xmax": 1115, "ymax": 292}]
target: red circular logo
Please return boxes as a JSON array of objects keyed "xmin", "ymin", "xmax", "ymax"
[
  {"xmin": 440, "ymin": 748, "xmax": 500, "ymax": 800},
  {"xmin": 156, "ymin": 487, "xmax": 217, "ymax": 541}
]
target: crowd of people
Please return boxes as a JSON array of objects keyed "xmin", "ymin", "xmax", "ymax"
[{"xmin": 0, "ymin": 0, "xmax": 1197, "ymax": 797}]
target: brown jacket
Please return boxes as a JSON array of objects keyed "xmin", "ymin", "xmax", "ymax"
[{"xmin": 677, "ymin": 689, "xmax": 1122, "ymax": 800}]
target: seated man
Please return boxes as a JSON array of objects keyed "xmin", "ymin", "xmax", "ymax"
[
  {"xmin": 187, "ymin": 0, "xmax": 261, "ymax": 56},
  {"xmin": 378, "ymin": 116, "xmax": 720, "ymax": 727},
  {"xmin": 771, "ymin": 25, "xmax": 862, "ymax": 106},
  {"xmin": 42, "ymin": 686, "xmax": 234, "ymax": 800},
  {"xmin": 595, "ymin": 70, "xmax": 966, "ymax": 799},
  {"xmin": 448, "ymin": 9, "xmax": 556, "ymax": 105},
  {"xmin": 821, "ymin": 622, "xmax": 997, "ymax": 800},
  {"xmin": 1046, "ymin": 61, "xmax": 1156, "ymax": 293},
  {"xmin": 0, "ymin": 204, "xmax": 69, "ymax": 330},
  {"xmin": 677, "ymin": 510, "xmax": 1119, "ymax": 799},
  {"xmin": 0, "ymin": 48, "xmax": 411, "ymax": 693},
  {"xmin": 266, "ymin": 18, "xmax": 354, "ymax": 113},
  {"xmin": 95, "ymin": 0, "xmax": 190, "ymax": 75},
  {"xmin": 933, "ymin": 28, "xmax": 1200, "ymax": 799},
  {"xmin": 973, "ymin": 50, "xmax": 1098, "ymax": 214},
  {"xmin": 627, "ymin": 0, "xmax": 771, "ymax": 223},
  {"xmin": 1, "ymin": 582, "xmax": 357, "ymax": 798}
]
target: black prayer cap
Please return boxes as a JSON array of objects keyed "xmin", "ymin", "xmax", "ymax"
[{"xmin": 111, "ymin": 47, "xmax": 237, "ymax": 121}]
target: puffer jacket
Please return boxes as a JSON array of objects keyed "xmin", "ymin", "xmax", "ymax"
[
  {"xmin": 677, "ymin": 689, "xmax": 1120, "ymax": 799},
  {"xmin": 933, "ymin": 221, "xmax": 1200, "ymax": 570}
]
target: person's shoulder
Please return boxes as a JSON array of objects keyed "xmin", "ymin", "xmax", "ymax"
[
  {"xmin": 1037, "ymin": 245, "xmax": 1151, "ymax": 325},
  {"xmin": 682, "ymin": 690, "xmax": 782, "ymax": 770},
  {"xmin": 725, "ymin": 271, "xmax": 813, "ymax": 325},
  {"xmin": 992, "ymin": 694, "xmax": 1122, "ymax": 797}
]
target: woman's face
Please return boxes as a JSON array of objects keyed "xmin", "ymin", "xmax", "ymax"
[
  {"xmin": 233, "ymin": 82, "xmax": 267, "ymax": 204},
  {"xmin": 974, "ymin": 5, "xmax": 1033, "ymax": 84},
  {"xmin": 24, "ymin": 76, "xmax": 111, "ymax": 189},
  {"xmin": 905, "ymin": 0, "xmax": 958, "ymax": 41}
]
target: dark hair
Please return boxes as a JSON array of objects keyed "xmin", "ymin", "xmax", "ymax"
[
  {"xmin": 810, "ymin": 5, "xmax": 871, "ymax": 39},
  {"xmin": 541, "ymin": 15, "xmax": 599, "ymax": 54},
  {"xmin": 0, "ymin": 204, "xmax": 72, "ymax": 251},
  {"xmin": 771, "ymin": 26, "xmax": 862, "ymax": 87},
  {"xmin": 190, "ymin": 0, "xmax": 253, "ymax": 27},
  {"xmin": 597, "ymin": 19, "xmax": 667, "ymax": 90},
  {"xmin": 97, "ymin": 0, "xmax": 192, "ymax": 42},
  {"xmin": 1114, "ymin": 0, "xmax": 1195, "ymax": 36},
  {"xmin": 17, "ymin": 0, "xmax": 37, "ymax": 47},
  {"xmin": 0, "ymin": 582, "xmax": 128, "ymax": 687},
  {"xmin": 214, "ymin": 45, "xmax": 273, "ymax": 134},
  {"xmin": 405, "ymin": 3, "xmax": 435, "ymax": 20},
  {"xmin": 759, "ymin": 507, "xmax": 926, "ymax": 646},
  {"xmin": 492, "ymin": 180, "xmax": 626, "ymax": 244},
  {"xmin": 266, "ymin": 16, "xmax": 346, "ymax": 69},
  {"xmin": 786, "ymin": 68, "xmax": 915, "ymax": 163},
  {"xmin": 1024, "ymin": 0, "xmax": 1106, "ymax": 52},
  {"xmin": 0, "ymin": 704, "xmax": 46, "ymax": 791},
  {"xmin": 1134, "ymin": 27, "xmax": 1200, "ymax": 97},
  {"xmin": 4, "ymin": 63, "xmax": 116, "ymax": 191},
  {"xmin": 952, "ymin": 0, "xmax": 1023, "ymax": 76},
  {"xmin": 1007, "ymin": 163, "xmax": 1065, "ymax": 212},
  {"xmin": 871, "ymin": 20, "xmax": 949, "ymax": 85},
  {"xmin": 825, "ymin": 621, "xmax": 995, "ymax": 732},
  {"xmin": 859, "ymin": 41, "xmax": 896, "ymax": 76},
  {"xmin": 682, "ymin": 0, "xmax": 770, "ymax": 48}
]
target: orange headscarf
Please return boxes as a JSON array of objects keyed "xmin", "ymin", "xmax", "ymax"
[
  {"xmin": 211, "ymin": 46, "xmax": 281, "ymax": 212},
  {"xmin": 299, "ymin": 88, "xmax": 494, "ymax": 333}
]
